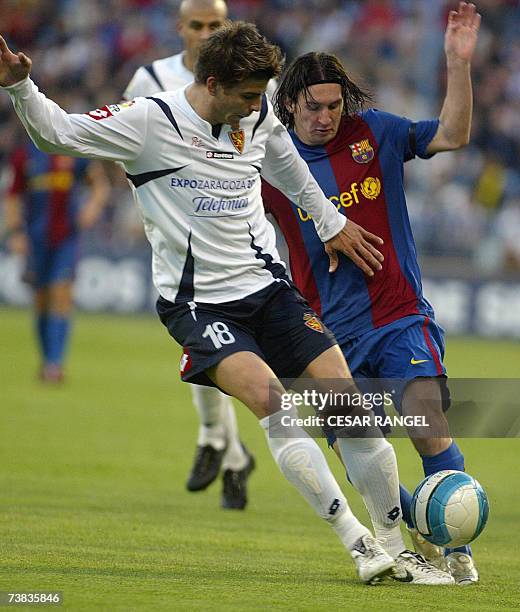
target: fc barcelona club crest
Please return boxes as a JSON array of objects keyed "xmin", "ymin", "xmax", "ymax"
[
  {"xmin": 228, "ymin": 129, "xmax": 245, "ymax": 154},
  {"xmin": 303, "ymin": 313, "xmax": 324, "ymax": 333},
  {"xmin": 349, "ymin": 139, "xmax": 374, "ymax": 164}
]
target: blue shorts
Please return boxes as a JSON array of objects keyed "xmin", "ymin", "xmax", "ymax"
[
  {"xmin": 25, "ymin": 235, "xmax": 79, "ymax": 289},
  {"xmin": 325, "ymin": 315, "xmax": 450, "ymax": 444},
  {"xmin": 157, "ymin": 281, "xmax": 337, "ymax": 388}
]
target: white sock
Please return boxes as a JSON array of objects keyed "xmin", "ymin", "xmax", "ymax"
[
  {"xmin": 336, "ymin": 437, "xmax": 405, "ymax": 558},
  {"xmin": 191, "ymin": 384, "xmax": 227, "ymax": 451},
  {"xmin": 260, "ymin": 409, "xmax": 369, "ymax": 551},
  {"xmin": 221, "ymin": 400, "xmax": 248, "ymax": 471}
]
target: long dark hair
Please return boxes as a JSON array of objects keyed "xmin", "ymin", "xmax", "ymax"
[{"xmin": 274, "ymin": 52, "xmax": 372, "ymax": 128}]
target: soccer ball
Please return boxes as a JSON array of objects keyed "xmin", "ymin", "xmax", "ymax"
[{"xmin": 411, "ymin": 470, "xmax": 489, "ymax": 548}]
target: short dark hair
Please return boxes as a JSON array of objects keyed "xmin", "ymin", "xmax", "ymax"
[
  {"xmin": 195, "ymin": 21, "xmax": 283, "ymax": 88},
  {"xmin": 274, "ymin": 52, "xmax": 372, "ymax": 129}
]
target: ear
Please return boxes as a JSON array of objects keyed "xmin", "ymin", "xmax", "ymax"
[
  {"xmin": 285, "ymin": 99, "xmax": 296, "ymax": 114},
  {"xmin": 206, "ymin": 76, "xmax": 218, "ymax": 96},
  {"xmin": 176, "ymin": 19, "xmax": 183, "ymax": 37}
]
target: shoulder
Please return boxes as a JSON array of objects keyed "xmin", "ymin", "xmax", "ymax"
[
  {"xmin": 358, "ymin": 109, "xmax": 412, "ymax": 146},
  {"xmin": 155, "ymin": 53, "xmax": 194, "ymax": 89},
  {"xmin": 123, "ymin": 55, "xmax": 185, "ymax": 99},
  {"xmin": 123, "ymin": 65, "xmax": 157, "ymax": 99},
  {"xmin": 266, "ymin": 78, "xmax": 278, "ymax": 101},
  {"xmin": 259, "ymin": 95, "xmax": 277, "ymax": 131},
  {"xmin": 360, "ymin": 108, "xmax": 405, "ymax": 126},
  {"xmin": 147, "ymin": 87, "xmax": 185, "ymax": 108},
  {"xmin": 154, "ymin": 53, "xmax": 183, "ymax": 72}
]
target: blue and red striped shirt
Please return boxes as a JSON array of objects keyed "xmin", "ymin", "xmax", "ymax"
[
  {"xmin": 9, "ymin": 143, "xmax": 90, "ymax": 247},
  {"xmin": 263, "ymin": 110, "xmax": 439, "ymax": 343}
]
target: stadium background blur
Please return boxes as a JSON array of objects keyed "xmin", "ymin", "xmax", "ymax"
[{"xmin": 1, "ymin": 0, "xmax": 520, "ymax": 338}]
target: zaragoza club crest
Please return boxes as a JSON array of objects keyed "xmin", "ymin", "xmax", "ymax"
[
  {"xmin": 228, "ymin": 129, "xmax": 245, "ymax": 154},
  {"xmin": 303, "ymin": 313, "xmax": 324, "ymax": 333},
  {"xmin": 349, "ymin": 139, "xmax": 374, "ymax": 164}
]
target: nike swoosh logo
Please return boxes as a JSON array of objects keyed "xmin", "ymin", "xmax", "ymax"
[
  {"xmin": 410, "ymin": 358, "xmax": 428, "ymax": 365},
  {"xmin": 392, "ymin": 569, "xmax": 414, "ymax": 583}
]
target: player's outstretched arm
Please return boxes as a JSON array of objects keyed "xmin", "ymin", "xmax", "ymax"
[
  {"xmin": 427, "ymin": 2, "xmax": 481, "ymax": 154},
  {"xmin": 0, "ymin": 35, "xmax": 31, "ymax": 86},
  {"xmin": 1, "ymin": 42, "xmax": 147, "ymax": 163},
  {"xmin": 325, "ymin": 222, "xmax": 383, "ymax": 276}
]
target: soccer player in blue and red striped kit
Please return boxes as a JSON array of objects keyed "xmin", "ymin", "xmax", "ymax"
[
  {"xmin": 4, "ymin": 141, "xmax": 109, "ymax": 382},
  {"xmin": 263, "ymin": 1, "xmax": 481, "ymax": 585}
]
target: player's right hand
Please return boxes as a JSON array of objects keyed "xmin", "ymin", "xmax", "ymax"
[
  {"xmin": 325, "ymin": 220, "xmax": 384, "ymax": 276},
  {"xmin": 0, "ymin": 36, "xmax": 32, "ymax": 87}
]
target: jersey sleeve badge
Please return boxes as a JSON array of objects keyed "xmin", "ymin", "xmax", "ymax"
[
  {"xmin": 85, "ymin": 101, "xmax": 136, "ymax": 120},
  {"xmin": 85, "ymin": 105, "xmax": 115, "ymax": 120}
]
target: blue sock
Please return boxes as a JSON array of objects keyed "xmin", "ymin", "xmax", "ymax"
[
  {"xmin": 36, "ymin": 313, "xmax": 49, "ymax": 361},
  {"xmin": 421, "ymin": 442, "xmax": 472, "ymax": 556},
  {"xmin": 421, "ymin": 442, "xmax": 465, "ymax": 476},
  {"xmin": 45, "ymin": 315, "xmax": 71, "ymax": 365},
  {"xmin": 399, "ymin": 484, "xmax": 414, "ymax": 529}
]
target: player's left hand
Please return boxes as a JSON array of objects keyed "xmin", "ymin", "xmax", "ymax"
[
  {"xmin": 325, "ymin": 221, "xmax": 384, "ymax": 276},
  {"xmin": 445, "ymin": 2, "xmax": 481, "ymax": 64}
]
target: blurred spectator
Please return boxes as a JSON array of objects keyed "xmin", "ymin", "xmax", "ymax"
[{"xmin": 1, "ymin": 0, "xmax": 519, "ymax": 273}]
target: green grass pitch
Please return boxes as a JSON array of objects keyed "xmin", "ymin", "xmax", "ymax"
[{"xmin": 1, "ymin": 308, "xmax": 519, "ymax": 610}]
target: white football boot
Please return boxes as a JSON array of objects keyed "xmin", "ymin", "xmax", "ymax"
[
  {"xmin": 392, "ymin": 550, "xmax": 454, "ymax": 585},
  {"xmin": 408, "ymin": 527, "xmax": 447, "ymax": 571},
  {"xmin": 445, "ymin": 552, "xmax": 479, "ymax": 585},
  {"xmin": 350, "ymin": 534, "xmax": 396, "ymax": 584}
]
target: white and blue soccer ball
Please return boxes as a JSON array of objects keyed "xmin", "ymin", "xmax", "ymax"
[{"xmin": 411, "ymin": 470, "xmax": 489, "ymax": 548}]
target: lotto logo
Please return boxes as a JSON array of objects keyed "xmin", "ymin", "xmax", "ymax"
[
  {"xmin": 86, "ymin": 105, "xmax": 113, "ymax": 120},
  {"xmin": 387, "ymin": 506, "xmax": 401, "ymax": 521},
  {"xmin": 206, "ymin": 151, "xmax": 234, "ymax": 159}
]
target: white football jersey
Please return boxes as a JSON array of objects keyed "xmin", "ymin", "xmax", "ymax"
[
  {"xmin": 123, "ymin": 52, "xmax": 278, "ymax": 100},
  {"xmin": 123, "ymin": 53, "xmax": 193, "ymax": 100},
  {"xmin": 6, "ymin": 78, "xmax": 345, "ymax": 304}
]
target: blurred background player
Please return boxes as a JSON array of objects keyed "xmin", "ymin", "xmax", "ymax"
[
  {"xmin": 123, "ymin": 0, "xmax": 262, "ymax": 511},
  {"xmin": 264, "ymin": 2, "xmax": 481, "ymax": 585},
  {"xmin": 3, "ymin": 139, "xmax": 109, "ymax": 382},
  {"xmin": 123, "ymin": 0, "xmax": 228, "ymax": 101}
]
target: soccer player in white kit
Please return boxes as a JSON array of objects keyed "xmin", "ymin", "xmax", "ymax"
[
  {"xmin": 123, "ymin": 0, "xmax": 268, "ymax": 509},
  {"xmin": 1, "ymin": 22, "xmax": 428, "ymax": 584}
]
